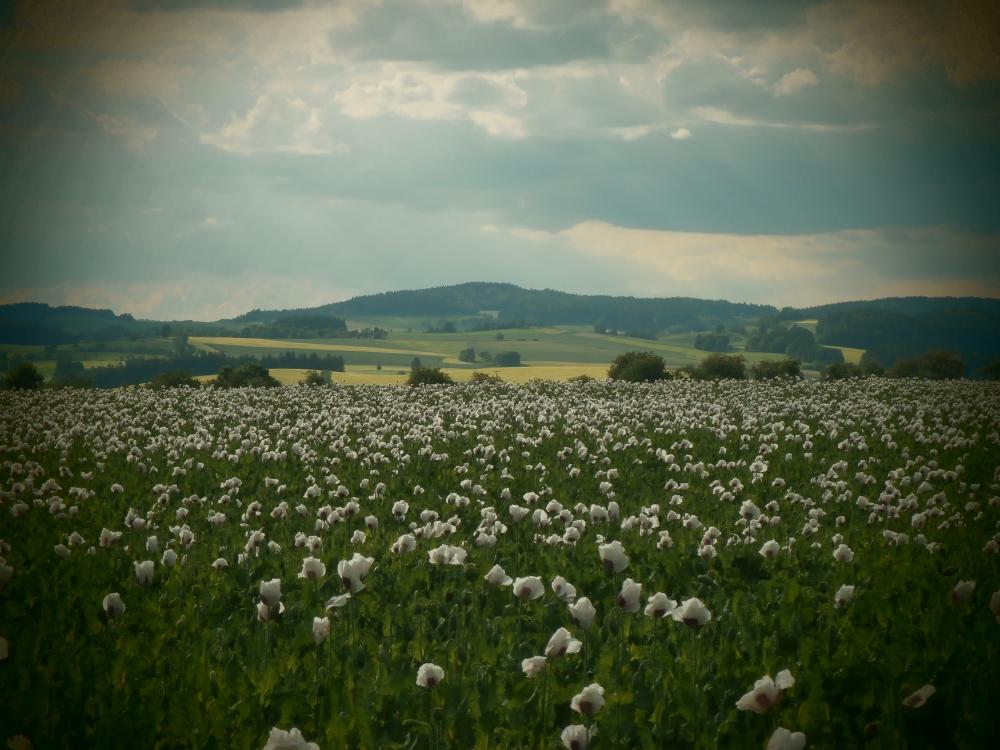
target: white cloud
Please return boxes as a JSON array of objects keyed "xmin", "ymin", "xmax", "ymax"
[
  {"xmin": 692, "ymin": 106, "xmax": 872, "ymax": 132},
  {"xmin": 670, "ymin": 127, "xmax": 692, "ymax": 139},
  {"xmin": 771, "ymin": 67, "xmax": 818, "ymax": 96},
  {"xmin": 335, "ymin": 64, "xmax": 529, "ymax": 138},
  {"xmin": 482, "ymin": 220, "xmax": 1000, "ymax": 307},
  {"xmin": 200, "ymin": 86, "xmax": 350, "ymax": 156}
]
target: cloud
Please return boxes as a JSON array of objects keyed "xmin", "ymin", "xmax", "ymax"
[
  {"xmin": 771, "ymin": 67, "xmax": 818, "ymax": 96},
  {"xmin": 200, "ymin": 86, "xmax": 350, "ymax": 155},
  {"xmin": 484, "ymin": 220, "xmax": 1000, "ymax": 306},
  {"xmin": 692, "ymin": 106, "xmax": 871, "ymax": 131},
  {"xmin": 334, "ymin": 64, "xmax": 529, "ymax": 138},
  {"xmin": 670, "ymin": 127, "xmax": 692, "ymax": 139},
  {"xmin": 807, "ymin": 0, "xmax": 1000, "ymax": 87}
]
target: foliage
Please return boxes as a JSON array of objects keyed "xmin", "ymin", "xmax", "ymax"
[
  {"xmin": 695, "ymin": 353, "xmax": 747, "ymax": 380},
  {"xmin": 694, "ymin": 330, "xmax": 731, "ymax": 352},
  {"xmin": 493, "ymin": 351, "xmax": 522, "ymax": 367},
  {"xmin": 0, "ymin": 380, "xmax": 998, "ymax": 749},
  {"xmin": 407, "ymin": 367, "xmax": 454, "ymax": 385},
  {"xmin": 749, "ymin": 359, "xmax": 801, "ymax": 380},
  {"xmin": 746, "ymin": 321, "xmax": 841, "ymax": 367},
  {"xmin": 214, "ymin": 363, "xmax": 281, "ymax": 388},
  {"xmin": 608, "ymin": 351, "xmax": 669, "ymax": 382},
  {"xmin": 458, "ymin": 347, "xmax": 476, "ymax": 363},
  {"xmin": 300, "ymin": 371, "xmax": 331, "ymax": 387},
  {"xmin": 469, "ymin": 371, "xmax": 503, "ymax": 384},
  {"xmin": 981, "ymin": 357, "xmax": 1000, "ymax": 380},
  {"xmin": 150, "ymin": 371, "xmax": 201, "ymax": 389},
  {"xmin": 2, "ymin": 362, "xmax": 44, "ymax": 389},
  {"xmin": 567, "ymin": 374, "xmax": 595, "ymax": 383},
  {"xmin": 887, "ymin": 350, "xmax": 965, "ymax": 380}
]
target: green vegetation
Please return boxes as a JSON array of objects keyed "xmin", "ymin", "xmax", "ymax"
[
  {"xmin": 749, "ymin": 359, "xmax": 801, "ymax": 380},
  {"xmin": 2, "ymin": 362, "xmax": 44, "ymax": 389},
  {"xmin": 693, "ymin": 353, "xmax": 747, "ymax": 380},
  {"xmin": 887, "ymin": 350, "xmax": 965, "ymax": 380},
  {"xmin": 300, "ymin": 370, "xmax": 331, "ymax": 387},
  {"xmin": 150, "ymin": 371, "xmax": 201, "ymax": 389},
  {"xmin": 493, "ymin": 351, "xmax": 522, "ymax": 367},
  {"xmin": 214, "ymin": 363, "xmax": 281, "ymax": 388},
  {"xmin": 407, "ymin": 367, "xmax": 454, "ymax": 385},
  {"xmin": 693, "ymin": 327, "xmax": 732, "ymax": 352},
  {"xmin": 1, "ymin": 380, "xmax": 997, "ymax": 748},
  {"xmin": 608, "ymin": 351, "xmax": 669, "ymax": 382}
]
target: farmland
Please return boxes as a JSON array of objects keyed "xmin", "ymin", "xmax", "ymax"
[{"xmin": 1, "ymin": 379, "xmax": 998, "ymax": 749}]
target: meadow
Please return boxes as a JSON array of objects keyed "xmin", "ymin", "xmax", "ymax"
[{"xmin": 1, "ymin": 379, "xmax": 997, "ymax": 749}]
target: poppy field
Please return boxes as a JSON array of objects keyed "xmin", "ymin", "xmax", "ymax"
[{"xmin": 1, "ymin": 379, "xmax": 998, "ymax": 749}]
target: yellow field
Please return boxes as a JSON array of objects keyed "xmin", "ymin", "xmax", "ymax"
[
  {"xmin": 189, "ymin": 336, "xmax": 444, "ymax": 357},
  {"xmin": 193, "ymin": 363, "xmax": 610, "ymax": 387},
  {"xmin": 824, "ymin": 345, "xmax": 865, "ymax": 364}
]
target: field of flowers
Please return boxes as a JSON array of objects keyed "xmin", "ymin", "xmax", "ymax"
[{"xmin": 1, "ymin": 379, "xmax": 998, "ymax": 749}]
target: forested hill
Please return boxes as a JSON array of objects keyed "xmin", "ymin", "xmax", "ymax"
[
  {"xmin": 0, "ymin": 303, "xmax": 152, "ymax": 344},
  {"xmin": 245, "ymin": 282, "xmax": 778, "ymax": 331}
]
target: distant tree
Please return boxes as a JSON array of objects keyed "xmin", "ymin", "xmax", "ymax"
[
  {"xmin": 3, "ymin": 362, "xmax": 44, "ymax": 390},
  {"xmin": 300, "ymin": 370, "xmax": 329, "ymax": 386},
  {"xmin": 696, "ymin": 353, "xmax": 747, "ymax": 380},
  {"xmin": 150, "ymin": 371, "xmax": 200, "ymax": 389},
  {"xmin": 608, "ymin": 351, "xmax": 669, "ymax": 382},
  {"xmin": 694, "ymin": 331, "xmax": 731, "ymax": 352},
  {"xmin": 407, "ymin": 367, "xmax": 454, "ymax": 385},
  {"xmin": 822, "ymin": 362, "xmax": 860, "ymax": 380},
  {"xmin": 469, "ymin": 371, "xmax": 503, "ymax": 384},
  {"xmin": 410, "ymin": 357, "xmax": 422, "ymax": 371},
  {"xmin": 214, "ymin": 363, "xmax": 280, "ymax": 388},
  {"xmin": 458, "ymin": 347, "xmax": 476, "ymax": 363},
  {"xmin": 859, "ymin": 352, "xmax": 884, "ymax": 377},
  {"xmin": 479, "ymin": 350, "xmax": 494, "ymax": 364},
  {"xmin": 888, "ymin": 350, "xmax": 964, "ymax": 379},
  {"xmin": 52, "ymin": 356, "xmax": 86, "ymax": 383},
  {"xmin": 494, "ymin": 351, "xmax": 522, "ymax": 367},
  {"xmin": 495, "ymin": 333, "xmax": 505, "ymax": 341},
  {"xmin": 160, "ymin": 323, "xmax": 172, "ymax": 337},
  {"xmin": 981, "ymin": 357, "xmax": 1000, "ymax": 380},
  {"xmin": 750, "ymin": 359, "xmax": 801, "ymax": 380}
]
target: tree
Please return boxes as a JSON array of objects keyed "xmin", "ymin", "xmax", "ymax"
[
  {"xmin": 696, "ymin": 353, "xmax": 747, "ymax": 380},
  {"xmin": 150, "ymin": 371, "xmax": 200, "ymax": 389},
  {"xmin": 494, "ymin": 351, "xmax": 521, "ymax": 367},
  {"xmin": 608, "ymin": 351, "xmax": 668, "ymax": 382},
  {"xmin": 750, "ymin": 359, "xmax": 801, "ymax": 380},
  {"xmin": 458, "ymin": 347, "xmax": 476, "ymax": 363},
  {"xmin": 469, "ymin": 371, "xmax": 503, "ymax": 384},
  {"xmin": 888, "ymin": 350, "xmax": 964, "ymax": 379},
  {"xmin": 3, "ymin": 362, "xmax": 44, "ymax": 390},
  {"xmin": 407, "ymin": 367, "xmax": 454, "ymax": 385},
  {"xmin": 495, "ymin": 333, "xmax": 505, "ymax": 341},
  {"xmin": 822, "ymin": 362, "xmax": 860, "ymax": 380},
  {"xmin": 160, "ymin": 323, "xmax": 172, "ymax": 337},
  {"xmin": 410, "ymin": 357, "xmax": 422, "ymax": 371},
  {"xmin": 981, "ymin": 357, "xmax": 1000, "ymax": 380},
  {"xmin": 214, "ymin": 363, "xmax": 280, "ymax": 388},
  {"xmin": 300, "ymin": 370, "xmax": 329, "ymax": 386}
]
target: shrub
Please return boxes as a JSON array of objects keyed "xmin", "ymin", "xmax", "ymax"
[
  {"xmin": 150, "ymin": 371, "xmax": 200, "ymax": 389},
  {"xmin": 214, "ymin": 363, "xmax": 280, "ymax": 388},
  {"xmin": 3, "ymin": 362, "xmax": 44, "ymax": 390},
  {"xmin": 888, "ymin": 350, "xmax": 964, "ymax": 379},
  {"xmin": 300, "ymin": 370, "xmax": 329, "ymax": 387},
  {"xmin": 494, "ymin": 351, "xmax": 521, "ymax": 367},
  {"xmin": 469, "ymin": 371, "xmax": 503, "ymax": 384},
  {"xmin": 608, "ymin": 351, "xmax": 669, "ymax": 382},
  {"xmin": 750, "ymin": 359, "xmax": 801, "ymax": 380},
  {"xmin": 407, "ymin": 367, "xmax": 454, "ymax": 386},
  {"xmin": 696, "ymin": 353, "xmax": 747, "ymax": 380}
]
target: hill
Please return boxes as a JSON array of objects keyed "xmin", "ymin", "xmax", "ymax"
[{"xmin": 239, "ymin": 282, "xmax": 777, "ymax": 332}]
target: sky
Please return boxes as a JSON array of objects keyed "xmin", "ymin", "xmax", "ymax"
[{"xmin": 0, "ymin": 0, "xmax": 999, "ymax": 320}]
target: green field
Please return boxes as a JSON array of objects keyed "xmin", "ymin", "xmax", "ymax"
[{"xmin": 1, "ymin": 380, "xmax": 997, "ymax": 748}]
